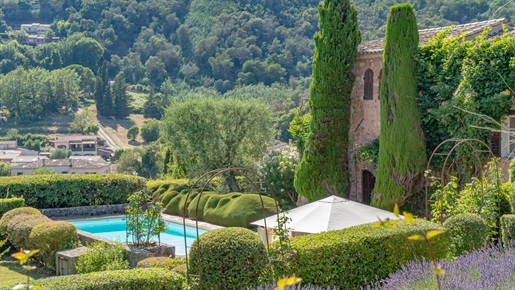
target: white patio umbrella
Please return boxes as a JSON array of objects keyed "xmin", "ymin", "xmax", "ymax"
[{"xmin": 251, "ymin": 195, "xmax": 401, "ymax": 234}]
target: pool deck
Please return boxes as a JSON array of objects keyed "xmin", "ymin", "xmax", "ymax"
[{"xmin": 58, "ymin": 213, "xmax": 224, "ymax": 231}]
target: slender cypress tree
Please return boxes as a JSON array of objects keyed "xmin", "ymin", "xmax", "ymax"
[
  {"xmin": 113, "ymin": 73, "xmax": 130, "ymax": 117},
  {"xmin": 94, "ymin": 61, "xmax": 108, "ymax": 115},
  {"xmin": 294, "ymin": 0, "xmax": 361, "ymax": 201},
  {"xmin": 372, "ymin": 4, "xmax": 427, "ymax": 210}
]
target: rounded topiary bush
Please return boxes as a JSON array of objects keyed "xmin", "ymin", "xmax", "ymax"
[
  {"xmin": 444, "ymin": 213, "xmax": 487, "ymax": 256},
  {"xmin": 6, "ymin": 214, "xmax": 50, "ymax": 249},
  {"xmin": 29, "ymin": 221, "xmax": 79, "ymax": 268},
  {"xmin": 189, "ymin": 227, "xmax": 268, "ymax": 290},
  {"xmin": 0, "ymin": 207, "xmax": 41, "ymax": 235}
]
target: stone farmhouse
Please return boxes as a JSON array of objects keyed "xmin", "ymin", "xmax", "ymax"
[{"xmin": 348, "ymin": 18, "xmax": 515, "ymax": 205}]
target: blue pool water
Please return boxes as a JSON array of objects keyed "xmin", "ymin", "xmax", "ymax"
[{"xmin": 69, "ymin": 217, "xmax": 207, "ymax": 256}]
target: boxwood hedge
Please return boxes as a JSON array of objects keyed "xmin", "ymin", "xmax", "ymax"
[
  {"xmin": 274, "ymin": 220, "xmax": 450, "ymax": 289},
  {"xmin": 151, "ymin": 181, "xmax": 277, "ymax": 227},
  {"xmin": 189, "ymin": 228, "xmax": 268, "ymax": 290},
  {"xmin": 37, "ymin": 268, "xmax": 185, "ymax": 290},
  {"xmin": 443, "ymin": 213, "xmax": 487, "ymax": 256},
  {"xmin": 30, "ymin": 221, "xmax": 79, "ymax": 268},
  {"xmin": 501, "ymin": 214, "xmax": 515, "ymax": 246},
  {"xmin": 0, "ymin": 174, "xmax": 146, "ymax": 208},
  {"xmin": 0, "ymin": 197, "xmax": 24, "ymax": 217},
  {"xmin": 0, "ymin": 207, "xmax": 41, "ymax": 234}
]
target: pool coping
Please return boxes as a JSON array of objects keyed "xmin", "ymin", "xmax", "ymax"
[{"xmin": 56, "ymin": 213, "xmax": 224, "ymax": 232}]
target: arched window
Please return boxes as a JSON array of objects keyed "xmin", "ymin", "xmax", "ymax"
[{"xmin": 364, "ymin": 69, "xmax": 374, "ymax": 100}]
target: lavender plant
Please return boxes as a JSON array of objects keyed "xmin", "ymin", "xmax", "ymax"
[
  {"xmin": 365, "ymin": 244, "xmax": 515, "ymax": 290},
  {"xmin": 252, "ymin": 285, "xmax": 337, "ymax": 290}
]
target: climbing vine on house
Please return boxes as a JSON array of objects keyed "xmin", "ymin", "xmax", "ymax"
[
  {"xmin": 294, "ymin": 0, "xmax": 361, "ymax": 201},
  {"xmin": 417, "ymin": 27, "xmax": 515, "ymax": 173},
  {"xmin": 372, "ymin": 4, "xmax": 427, "ymax": 210}
]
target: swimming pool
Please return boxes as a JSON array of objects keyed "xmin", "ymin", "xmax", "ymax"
[{"xmin": 69, "ymin": 217, "xmax": 207, "ymax": 256}]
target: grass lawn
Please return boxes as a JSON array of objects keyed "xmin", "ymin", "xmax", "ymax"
[{"xmin": 0, "ymin": 258, "xmax": 51, "ymax": 288}]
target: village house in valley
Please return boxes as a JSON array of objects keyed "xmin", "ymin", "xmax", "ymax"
[{"xmin": 348, "ymin": 18, "xmax": 515, "ymax": 205}]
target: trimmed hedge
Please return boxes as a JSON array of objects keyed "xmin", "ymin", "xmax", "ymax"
[
  {"xmin": 501, "ymin": 214, "xmax": 515, "ymax": 246},
  {"xmin": 275, "ymin": 220, "xmax": 450, "ymax": 289},
  {"xmin": 151, "ymin": 182, "xmax": 277, "ymax": 227},
  {"xmin": 6, "ymin": 214, "xmax": 50, "ymax": 249},
  {"xmin": 0, "ymin": 174, "xmax": 146, "ymax": 208},
  {"xmin": 189, "ymin": 228, "xmax": 268, "ymax": 290},
  {"xmin": 0, "ymin": 207, "xmax": 41, "ymax": 235},
  {"xmin": 444, "ymin": 213, "xmax": 487, "ymax": 256},
  {"xmin": 137, "ymin": 257, "xmax": 186, "ymax": 274},
  {"xmin": 0, "ymin": 197, "xmax": 25, "ymax": 217},
  {"xmin": 30, "ymin": 221, "xmax": 79, "ymax": 268},
  {"xmin": 38, "ymin": 268, "xmax": 185, "ymax": 290}
]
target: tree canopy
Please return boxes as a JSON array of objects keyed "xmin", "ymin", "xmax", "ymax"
[{"xmin": 161, "ymin": 97, "xmax": 274, "ymax": 192}]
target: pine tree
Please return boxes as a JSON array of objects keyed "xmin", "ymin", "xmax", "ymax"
[
  {"xmin": 372, "ymin": 4, "xmax": 427, "ymax": 210},
  {"xmin": 294, "ymin": 0, "xmax": 361, "ymax": 201},
  {"xmin": 113, "ymin": 73, "xmax": 130, "ymax": 117}
]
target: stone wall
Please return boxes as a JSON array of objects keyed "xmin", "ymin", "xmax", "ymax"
[
  {"xmin": 348, "ymin": 52, "xmax": 383, "ymax": 203},
  {"xmin": 40, "ymin": 204, "xmax": 128, "ymax": 218}
]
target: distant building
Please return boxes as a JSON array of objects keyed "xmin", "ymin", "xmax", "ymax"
[
  {"xmin": 0, "ymin": 141, "xmax": 17, "ymax": 150},
  {"xmin": 10, "ymin": 156, "xmax": 48, "ymax": 165},
  {"xmin": 0, "ymin": 151, "xmax": 23, "ymax": 163},
  {"xmin": 25, "ymin": 34, "xmax": 59, "ymax": 46},
  {"xmin": 20, "ymin": 23, "xmax": 50, "ymax": 35},
  {"xmin": 11, "ymin": 158, "xmax": 111, "ymax": 175},
  {"xmin": 44, "ymin": 135, "xmax": 107, "ymax": 156}
]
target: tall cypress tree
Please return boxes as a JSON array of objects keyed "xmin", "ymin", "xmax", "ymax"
[
  {"xmin": 372, "ymin": 4, "xmax": 427, "ymax": 210},
  {"xmin": 113, "ymin": 73, "xmax": 130, "ymax": 117},
  {"xmin": 294, "ymin": 0, "xmax": 361, "ymax": 201},
  {"xmin": 94, "ymin": 61, "xmax": 108, "ymax": 115}
]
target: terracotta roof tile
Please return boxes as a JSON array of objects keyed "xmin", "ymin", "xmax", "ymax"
[{"xmin": 358, "ymin": 18, "xmax": 512, "ymax": 55}]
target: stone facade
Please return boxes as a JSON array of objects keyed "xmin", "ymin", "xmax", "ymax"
[
  {"xmin": 347, "ymin": 19, "xmax": 515, "ymax": 204},
  {"xmin": 348, "ymin": 52, "xmax": 382, "ymax": 202}
]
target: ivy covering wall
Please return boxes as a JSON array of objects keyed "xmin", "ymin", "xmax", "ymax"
[
  {"xmin": 372, "ymin": 4, "xmax": 427, "ymax": 210},
  {"xmin": 294, "ymin": 0, "xmax": 361, "ymax": 201}
]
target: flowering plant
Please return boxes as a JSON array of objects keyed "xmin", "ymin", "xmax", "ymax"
[{"xmin": 258, "ymin": 145, "xmax": 299, "ymax": 210}]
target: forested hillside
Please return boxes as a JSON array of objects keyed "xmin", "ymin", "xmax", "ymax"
[{"xmin": 0, "ymin": 0, "xmax": 512, "ymax": 133}]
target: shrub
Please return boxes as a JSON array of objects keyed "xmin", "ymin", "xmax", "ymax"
[
  {"xmin": 501, "ymin": 214, "xmax": 515, "ymax": 246},
  {"xmin": 0, "ymin": 207, "xmax": 41, "ymax": 235},
  {"xmin": 0, "ymin": 197, "xmax": 25, "ymax": 217},
  {"xmin": 29, "ymin": 221, "xmax": 79, "ymax": 268},
  {"xmin": 38, "ymin": 268, "xmax": 185, "ymax": 290},
  {"xmin": 258, "ymin": 145, "xmax": 299, "ymax": 210},
  {"xmin": 137, "ymin": 257, "xmax": 186, "ymax": 274},
  {"xmin": 0, "ymin": 174, "xmax": 146, "ymax": 208},
  {"xmin": 366, "ymin": 244, "xmax": 515, "ymax": 290},
  {"xmin": 76, "ymin": 242, "xmax": 129, "ymax": 274},
  {"xmin": 275, "ymin": 220, "xmax": 450, "ymax": 289},
  {"xmin": 443, "ymin": 213, "xmax": 488, "ymax": 256},
  {"xmin": 152, "ymin": 181, "xmax": 277, "ymax": 227},
  {"xmin": 6, "ymin": 214, "xmax": 50, "ymax": 249},
  {"xmin": 141, "ymin": 119, "xmax": 161, "ymax": 143},
  {"xmin": 189, "ymin": 227, "xmax": 268, "ymax": 290}
]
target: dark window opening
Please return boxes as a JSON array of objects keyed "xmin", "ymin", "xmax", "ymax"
[{"xmin": 364, "ymin": 69, "xmax": 374, "ymax": 100}]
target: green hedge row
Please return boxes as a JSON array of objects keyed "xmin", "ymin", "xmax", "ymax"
[
  {"xmin": 275, "ymin": 220, "xmax": 450, "ymax": 289},
  {"xmin": 0, "ymin": 174, "xmax": 146, "ymax": 208},
  {"xmin": 151, "ymin": 181, "xmax": 277, "ymax": 227},
  {"xmin": 443, "ymin": 213, "xmax": 487, "ymax": 256},
  {"xmin": 0, "ymin": 197, "xmax": 24, "ymax": 218},
  {"xmin": 501, "ymin": 214, "xmax": 515, "ymax": 246},
  {"xmin": 38, "ymin": 268, "xmax": 185, "ymax": 290}
]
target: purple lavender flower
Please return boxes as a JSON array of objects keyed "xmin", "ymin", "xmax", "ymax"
[
  {"xmin": 364, "ymin": 244, "xmax": 515, "ymax": 290},
  {"xmin": 251, "ymin": 285, "xmax": 337, "ymax": 290}
]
